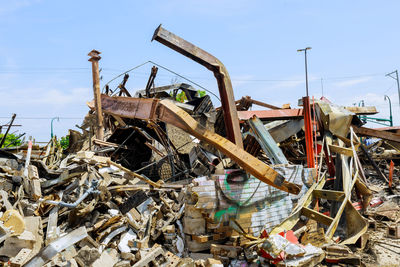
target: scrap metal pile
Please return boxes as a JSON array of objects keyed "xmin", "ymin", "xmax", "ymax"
[{"xmin": 0, "ymin": 25, "xmax": 400, "ymax": 266}]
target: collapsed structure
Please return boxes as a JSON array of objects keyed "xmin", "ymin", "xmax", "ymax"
[{"xmin": 0, "ymin": 25, "xmax": 400, "ymax": 266}]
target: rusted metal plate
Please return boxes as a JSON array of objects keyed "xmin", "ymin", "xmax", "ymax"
[
  {"xmin": 89, "ymin": 95, "xmax": 159, "ymax": 121},
  {"xmin": 237, "ymin": 109, "xmax": 303, "ymax": 121}
]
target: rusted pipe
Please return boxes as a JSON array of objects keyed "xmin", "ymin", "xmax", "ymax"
[{"xmin": 88, "ymin": 49, "xmax": 104, "ymax": 140}]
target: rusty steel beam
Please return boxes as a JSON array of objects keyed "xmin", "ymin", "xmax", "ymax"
[
  {"xmin": 237, "ymin": 109, "xmax": 304, "ymax": 121},
  {"xmin": 152, "ymin": 25, "xmax": 243, "ymax": 149},
  {"xmin": 91, "ymin": 95, "xmax": 301, "ymax": 195}
]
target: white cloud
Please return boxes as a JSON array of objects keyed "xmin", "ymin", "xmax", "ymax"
[
  {"xmin": 0, "ymin": 0, "xmax": 41, "ymax": 15},
  {"xmin": 0, "ymin": 86, "xmax": 91, "ymax": 108},
  {"xmin": 333, "ymin": 77, "xmax": 371, "ymax": 88}
]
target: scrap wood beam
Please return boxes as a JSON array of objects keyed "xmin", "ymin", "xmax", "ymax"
[
  {"xmin": 237, "ymin": 109, "xmax": 304, "ymax": 121},
  {"xmin": 152, "ymin": 25, "xmax": 243, "ymax": 149},
  {"xmin": 353, "ymin": 126, "xmax": 400, "ymax": 143},
  {"xmin": 235, "ymin": 96, "xmax": 282, "ymax": 111},
  {"xmin": 344, "ymin": 106, "xmax": 378, "ymax": 115},
  {"xmin": 90, "ymin": 94, "xmax": 301, "ymax": 195}
]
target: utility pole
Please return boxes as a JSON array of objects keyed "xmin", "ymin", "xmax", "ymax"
[
  {"xmin": 297, "ymin": 47, "xmax": 312, "ymax": 96},
  {"xmin": 88, "ymin": 50, "xmax": 104, "ymax": 140},
  {"xmin": 386, "ymin": 70, "xmax": 400, "ymax": 108}
]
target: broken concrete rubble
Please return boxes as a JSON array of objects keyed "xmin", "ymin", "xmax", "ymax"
[{"xmin": 0, "ymin": 25, "xmax": 399, "ymax": 267}]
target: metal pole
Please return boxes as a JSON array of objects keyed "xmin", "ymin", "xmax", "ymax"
[
  {"xmin": 297, "ymin": 47, "xmax": 313, "ymax": 167},
  {"xmin": 386, "ymin": 70, "xmax": 400, "ymax": 108},
  {"xmin": 88, "ymin": 50, "xmax": 104, "ymax": 140},
  {"xmin": 297, "ymin": 47, "xmax": 312, "ymax": 97},
  {"xmin": 384, "ymin": 95, "xmax": 393, "ymax": 126},
  {"xmin": 396, "ymin": 70, "xmax": 400, "ymax": 108},
  {"xmin": 304, "ymin": 49, "xmax": 309, "ymax": 97}
]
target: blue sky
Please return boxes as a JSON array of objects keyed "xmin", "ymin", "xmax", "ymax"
[{"xmin": 0, "ymin": 0, "xmax": 399, "ymax": 141}]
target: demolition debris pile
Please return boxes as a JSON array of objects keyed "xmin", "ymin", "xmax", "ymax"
[{"xmin": 0, "ymin": 25, "xmax": 400, "ymax": 266}]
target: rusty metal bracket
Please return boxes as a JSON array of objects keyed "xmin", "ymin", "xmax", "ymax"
[
  {"xmin": 152, "ymin": 25, "xmax": 243, "ymax": 149},
  {"xmin": 145, "ymin": 66, "xmax": 158, "ymax": 97}
]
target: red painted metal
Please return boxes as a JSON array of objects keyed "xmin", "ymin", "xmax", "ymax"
[
  {"xmin": 303, "ymin": 96, "xmax": 315, "ymax": 168},
  {"xmin": 323, "ymin": 142, "xmax": 335, "ymax": 177}
]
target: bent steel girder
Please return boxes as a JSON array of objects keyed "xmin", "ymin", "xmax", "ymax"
[
  {"xmin": 152, "ymin": 25, "xmax": 243, "ymax": 149},
  {"xmin": 95, "ymin": 94, "xmax": 301, "ymax": 195}
]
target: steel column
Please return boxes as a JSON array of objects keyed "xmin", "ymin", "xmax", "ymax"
[{"xmin": 88, "ymin": 50, "xmax": 104, "ymax": 140}]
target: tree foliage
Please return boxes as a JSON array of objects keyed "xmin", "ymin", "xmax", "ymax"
[
  {"xmin": 0, "ymin": 133, "xmax": 22, "ymax": 148},
  {"xmin": 60, "ymin": 135, "xmax": 69, "ymax": 150}
]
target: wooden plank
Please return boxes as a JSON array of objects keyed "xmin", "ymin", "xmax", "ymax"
[
  {"xmin": 353, "ymin": 126, "xmax": 400, "ymax": 143},
  {"xmin": 313, "ymin": 189, "xmax": 345, "ymax": 201},
  {"xmin": 237, "ymin": 109, "xmax": 303, "ymax": 121},
  {"xmin": 301, "ymin": 207, "xmax": 334, "ymax": 226},
  {"xmin": 329, "ymin": 144, "xmax": 354, "ymax": 157},
  {"xmin": 93, "ymin": 139, "xmax": 128, "ymax": 149},
  {"xmin": 344, "ymin": 106, "xmax": 377, "ymax": 115}
]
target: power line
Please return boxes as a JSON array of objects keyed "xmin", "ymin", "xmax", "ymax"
[
  {"xmin": 103, "ymin": 60, "xmax": 221, "ymax": 101},
  {"xmin": 0, "ymin": 117, "xmax": 82, "ymax": 120},
  {"xmin": 384, "ymin": 84, "xmax": 396, "ymax": 95},
  {"xmin": 0, "ymin": 65, "xmax": 387, "ymax": 82}
]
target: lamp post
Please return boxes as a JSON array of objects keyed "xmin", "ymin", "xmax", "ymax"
[
  {"xmin": 51, "ymin": 117, "xmax": 59, "ymax": 138},
  {"xmin": 386, "ymin": 70, "xmax": 400, "ymax": 108},
  {"xmin": 384, "ymin": 95, "xmax": 393, "ymax": 127},
  {"xmin": 297, "ymin": 47, "xmax": 312, "ymax": 96},
  {"xmin": 297, "ymin": 47, "xmax": 314, "ymax": 168}
]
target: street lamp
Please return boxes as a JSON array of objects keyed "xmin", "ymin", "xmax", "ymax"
[
  {"xmin": 51, "ymin": 117, "xmax": 59, "ymax": 138},
  {"xmin": 384, "ymin": 95, "xmax": 393, "ymax": 127},
  {"xmin": 297, "ymin": 47, "xmax": 314, "ymax": 168},
  {"xmin": 297, "ymin": 47, "xmax": 312, "ymax": 97}
]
